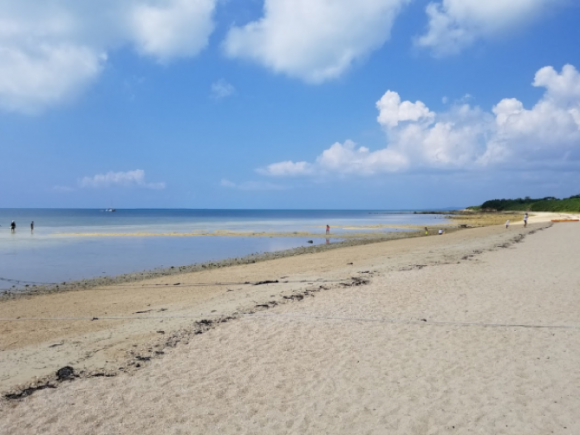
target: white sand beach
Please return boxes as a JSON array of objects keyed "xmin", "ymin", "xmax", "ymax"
[{"xmin": 1, "ymin": 217, "xmax": 579, "ymax": 434}]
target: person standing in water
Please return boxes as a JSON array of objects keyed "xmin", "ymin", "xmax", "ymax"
[
  {"xmin": 326, "ymin": 225, "xmax": 330, "ymax": 235},
  {"xmin": 10, "ymin": 220, "xmax": 16, "ymax": 233},
  {"xmin": 31, "ymin": 221, "xmax": 34, "ymax": 233}
]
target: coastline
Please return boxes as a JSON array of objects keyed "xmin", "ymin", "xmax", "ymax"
[
  {"xmin": 1, "ymin": 229, "xmax": 427, "ymax": 300},
  {"xmin": 4, "ymin": 209, "xmax": 554, "ymax": 300},
  {"xmin": 0, "ymin": 210, "xmax": 453, "ymax": 295},
  {"xmin": 0, "ymin": 219, "xmax": 551, "ymax": 394},
  {"xmin": 1, "ymin": 213, "xmax": 579, "ymax": 434}
]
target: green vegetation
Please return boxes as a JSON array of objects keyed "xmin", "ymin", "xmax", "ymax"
[{"xmin": 479, "ymin": 195, "xmax": 580, "ymax": 212}]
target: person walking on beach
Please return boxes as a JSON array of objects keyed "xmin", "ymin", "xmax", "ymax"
[
  {"xmin": 10, "ymin": 220, "xmax": 16, "ymax": 233},
  {"xmin": 31, "ymin": 221, "xmax": 34, "ymax": 233},
  {"xmin": 326, "ymin": 225, "xmax": 330, "ymax": 235},
  {"xmin": 505, "ymin": 219, "xmax": 510, "ymax": 229},
  {"xmin": 523, "ymin": 213, "xmax": 528, "ymax": 228}
]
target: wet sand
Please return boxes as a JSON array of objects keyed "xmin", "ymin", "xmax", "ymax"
[
  {"xmin": 1, "ymin": 214, "xmax": 579, "ymax": 434},
  {"xmin": 0, "ymin": 230, "xmax": 425, "ymax": 298}
]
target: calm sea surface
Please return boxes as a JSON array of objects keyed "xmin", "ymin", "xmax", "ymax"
[{"xmin": 0, "ymin": 209, "xmax": 446, "ymax": 290}]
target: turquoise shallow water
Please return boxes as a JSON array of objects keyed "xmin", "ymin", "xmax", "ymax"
[{"xmin": 0, "ymin": 209, "xmax": 447, "ymax": 290}]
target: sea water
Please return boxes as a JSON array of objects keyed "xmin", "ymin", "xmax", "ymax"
[{"xmin": 0, "ymin": 209, "xmax": 446, "ymax": 290}]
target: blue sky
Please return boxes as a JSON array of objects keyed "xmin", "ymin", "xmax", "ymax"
[{"xmin": 1, "ymin": 0, "xmax": 579, "ymax": 209}]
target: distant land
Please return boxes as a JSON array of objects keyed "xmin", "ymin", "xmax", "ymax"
[{"xmin": 469, "ymin": 195, "xmax": 580, "ymax": 212}]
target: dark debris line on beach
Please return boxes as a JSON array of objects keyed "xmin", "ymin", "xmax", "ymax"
[
  {"xmin": 2, "ymin": 275, "xmax": 374, "ymax": 401},
  {"xmin": 2, "ymin": 224, "xmax": 551, "ymax": 401},
  {"xmin": 4, "ymin": 366, "xmax": 113, "ymax": 400}
]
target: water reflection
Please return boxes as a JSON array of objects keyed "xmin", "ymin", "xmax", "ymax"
[{"xmin": 0, "ymin": 236, "xmax": 331, "ymax": 291}]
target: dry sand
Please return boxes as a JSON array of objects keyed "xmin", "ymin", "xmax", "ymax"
[
  {"xmin": 1, "ymin": 216, "xmax": 579, "ymax": 434},
  {"xmin": 450, "ymin": 210, "xmax": 580, "ymax": 227}
]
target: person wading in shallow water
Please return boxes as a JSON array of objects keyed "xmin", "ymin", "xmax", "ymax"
[
  {"xmin": 10, "ymin": 220, "xmax": 16, "ymax": 233},
  {"xmin": 326, "ymin": 225, "xmax": 330, "ymax": 235},
  {"xmin": 31, "ymin": 221, "xmax": 34, "ymax": 233}
]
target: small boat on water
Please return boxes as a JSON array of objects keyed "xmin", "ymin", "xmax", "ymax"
[{"xmin": 105, "ymin": 208, "xmax": 116, "ymax": 213}]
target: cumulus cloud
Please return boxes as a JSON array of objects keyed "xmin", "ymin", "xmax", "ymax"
[
  {"xmin": 261, "ymin": 64, "xmax": 580, "ymax": 177},
  {"xmin": 376, "ymin": 91, "xmax": 435, "ymax": 128},
  {"xmin": 416, "ymin": 0, "xmax": 560, "ymax": 56},
  {"xmin": 0, "ymin": 44, "xmax": 105, "ymax": 113},
  {"xmin": 534, "ymin": 64, "xmax": 580, "ymax": 103},
  {"xmin": 0, "ymin": 0, "xmax": 217, "ymax": 113},
  {"xmin": 210, "ymin": 79, "xmax": 235, "ymax": 100},
  {"xmin": 317, "ymin": 140, "xmax": 409, "ymax": 175},
  {"xmin": 130, "ymin": 0, "xmax": 216, "ymax": 62},
  {"xmin": 223, "ymin": 0, "xmax": 410, "ymax": 83},
  {"xmin": 80, "ymin": 169, "xmax": 165, "ymax": 190},
  {"xmin": 482, "ymin": 65, "xmax": 580, "ymax": 165}
]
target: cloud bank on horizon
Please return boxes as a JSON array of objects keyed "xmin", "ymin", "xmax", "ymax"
[
  {"xmin": 260, "ymin": 65, "xmax": 580, "ymax": 177},
  {"xmin": 0, "ymin": 0, "xmax": 571, "ymax": 113}
]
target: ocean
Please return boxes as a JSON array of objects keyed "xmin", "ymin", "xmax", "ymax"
[{"xmin": 0, "ymin": 209, "xmax": 446, "ymax": 290}]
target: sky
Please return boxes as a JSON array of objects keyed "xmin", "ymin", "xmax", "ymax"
[{"xmin": 1, "ymin": 0, "xmax": 580, "ymax": 209}]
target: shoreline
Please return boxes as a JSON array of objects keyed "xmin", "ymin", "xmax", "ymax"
[
  {"xmin": 3, "ymin": 210, "xmax": 543, "ymax": 300},
  {"xmin": 4, "ymin": 218, "xmax": 579, "ymax": 435},
  {"xmin": 0, "ymin": 221, "xmax": 554, "ymax": 396},
  {"xmin": 2, "ymin": 229, "xmax": 432, "ymax": 300}
]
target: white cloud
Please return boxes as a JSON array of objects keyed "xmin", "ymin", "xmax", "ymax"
[
  {"xmin": 130, "ymin": 0, "xmax": 216, "ymax": 62},
  {"xmin": 416, "ymin": 0, "xmax": 560, "ymax": 56},
  {"xmin": 0, "ymin": 44, "xmax": 105, "ymax": 114},
  {"xmin": 80, "ymin": 169, "xmax": 165, "ymax": 190},
  {"xmin": 482, "ymin": 65, "xmax": 580, "ymax": 165},
  {"xmin": 210, "ymin": 79, "xmax": 235, "ymax": 100},
  {"xmin": 261, "ymin": 65, "xmax": 580, "ymax": 177},
  {"xmin": 223, "ymin": 0, "xmax": 410, "ymax": 83},
  {"xmin": 258, "ymin": 161, "xmax": 312, "ymax": 177},
  {"xmin": 376, "ymin": 90, "xmax": 435, "ymax": 128},
  {"xmin": 317, "ymin": 140, "xmax": 409, "ymax": 175},
  {"xmin": 220, "ymin": 179, "xmax": 285, "ymax": 191},
  {"xmin": 534, "ymin": 64, "xmax": 580, "ymax": 103},
  {"xmin": 0, "ymin": 0, "xmax": 217, "ymax": 113}
]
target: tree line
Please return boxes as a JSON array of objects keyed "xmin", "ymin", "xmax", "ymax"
[{"xmin": 477, "ymin": 195, "xmax": 580, "ymax": 212}]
